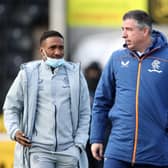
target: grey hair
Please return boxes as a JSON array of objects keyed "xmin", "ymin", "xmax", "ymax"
[{"xmin": 123, "ymin": 10, "xmax": 152, "ymax": 34}]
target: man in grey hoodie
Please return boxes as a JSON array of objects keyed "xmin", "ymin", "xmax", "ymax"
[{"xmin": 3, "ymin": 30, "xmax": 91, "ymax": 168}]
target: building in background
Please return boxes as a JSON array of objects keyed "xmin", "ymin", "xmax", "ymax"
[{"xmin": 0, "ymin": 0, "xmax": 48, "ymax": 113}]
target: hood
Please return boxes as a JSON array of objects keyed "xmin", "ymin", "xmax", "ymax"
[{"xmin": 151, "ymin": 30, "xmax": 168, "ymax": 50}]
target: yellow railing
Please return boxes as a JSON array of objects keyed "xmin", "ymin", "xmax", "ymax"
[
  {"xmin": 0, "ymin": 114, "xmax": 15, "ymax": 168},
  {"xmin": 0, "ymin": 139, "xmax": 15, "ymax": 168},
  {"xmin": 0, "ymin": 114, "xmax": 6, "ymax": 133}
]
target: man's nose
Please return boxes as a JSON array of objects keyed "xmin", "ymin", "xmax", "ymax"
[
  {"xmin": 54, "ymin": 49, "xmax": 61, "ymax": 55},
  {"xmin": 122, "ymin": 30, "xmax": 127, "ymax": 38}
]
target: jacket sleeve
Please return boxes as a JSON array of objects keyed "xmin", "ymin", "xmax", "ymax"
[
  {"xmin": 74, "ymin": 70, "xmax": 91, "ymax": 149},
  {"xmin": 3, "ymin": 69, "xmax": 24, "ymax": 140},
  {"xmin": 90, "ymin": 55, "xmax": 115, "ymax": 144}
]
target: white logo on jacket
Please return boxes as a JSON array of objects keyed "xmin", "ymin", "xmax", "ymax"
[
  {"xmin": 148, "ymin": 60, "xmax": 162, "ymax": 73},
  {"xmin": 121, "ymin": 60, "xmax": 130, "ymax": 67}
]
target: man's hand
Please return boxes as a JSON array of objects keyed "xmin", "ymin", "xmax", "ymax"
[
  {"xmin": 91, "ymin": 143, "xmax": 103, "ymax": 160},
  {"xmin": 15, "ymin": 130, "xmax": 32, "ymax": 147}
]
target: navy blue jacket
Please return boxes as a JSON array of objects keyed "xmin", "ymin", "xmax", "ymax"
[{"xmin": 90, "ymin": 30, "xmax": 168, "ymax": 166}]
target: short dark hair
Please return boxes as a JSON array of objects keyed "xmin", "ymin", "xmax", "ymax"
[
  {"xmin": 40, "ymin": 30, "xmax": 64, "ymax": 45},
  {"xmin": 85, "ymin": 62, "xmax": 102, "ymax": 72},
  {"xmin": 84, "ymin": 61, "xmax": 102, "ymax": 77},
  {"xmin": 123, "ymin": 10, "xmax": 152, "ymax": 32}
]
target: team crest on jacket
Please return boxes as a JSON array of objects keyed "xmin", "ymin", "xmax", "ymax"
[
  {"xmin": 148, "ymin": 60, "xmax": 162, "ymax": 73},
  {"xmin": 121, "ymin": 60, "xmax": 130, "ymax": 67}
]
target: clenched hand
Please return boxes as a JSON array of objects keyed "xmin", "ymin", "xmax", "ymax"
[{"xmin": 15, "ymin": 130, "xmax": 32, "ymax": 147}]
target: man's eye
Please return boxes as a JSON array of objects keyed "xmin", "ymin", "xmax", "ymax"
[{"xmin": 59, "ymin": 46, "xmax": 64, "ymax": 50}]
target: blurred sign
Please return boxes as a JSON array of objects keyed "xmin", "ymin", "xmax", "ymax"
[
  {"xmin": 67, "ymin": 0, "xmax": 148, "ymax": 27},
  {"xmin": 149, "ymin": 0, "xmax": 168, "ymax": 23}
]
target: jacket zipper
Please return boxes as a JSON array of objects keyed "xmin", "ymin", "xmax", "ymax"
[
  {"xmin": 131, "ymin": 59, "xmax": 142, "ymax": 166},
  {"xmin": 131, "ymin": 49, "xmax": 160, "ymax": 165},
  {"xmin": 55, "ymin": 105, "xmax": 57, "ymax": 151}
]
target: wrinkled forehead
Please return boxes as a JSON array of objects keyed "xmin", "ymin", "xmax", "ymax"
[{"xmin": 122, "ymin": 18, "xmax": 140, "ymax": 29}]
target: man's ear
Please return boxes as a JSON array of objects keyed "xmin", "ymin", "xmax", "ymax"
[
  {"xmin": 40, "ymin": 48, "xmax": 44, "ymax": 55},
  {"xmin": 40, "ymin": 48, "xmax": 47, "ymax": 61},
  {"xmin": 143, "ymin": 27, "xmax": 150, "ymax": 37}
]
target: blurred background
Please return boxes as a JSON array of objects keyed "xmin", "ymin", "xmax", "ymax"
[{"xmin": 0, "ymin": 0, "xmax": 168, "ymax": 167}]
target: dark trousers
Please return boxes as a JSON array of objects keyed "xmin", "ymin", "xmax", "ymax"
[
  {"xmin": 86, "ymin": 142, "xmax": 103, "ymax": 168},
  {"xmin": 87, "ymin": 120, "xmax": 112, "ymax": 168},
  {"xmin": 104, "ymin": 158, "xmax": 168, "ymax": 168}
]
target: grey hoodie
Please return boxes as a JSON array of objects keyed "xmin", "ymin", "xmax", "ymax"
[{"xmin": 3, "ymin": 60, "xmax": 91, "ymax": 168}]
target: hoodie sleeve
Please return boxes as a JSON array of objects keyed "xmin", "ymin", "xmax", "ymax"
[
  {"xmin": 3, "ymin": 69, "xmax": 24, "ymax": 140},
  {"xmin": 74, "ymin": 70, "xmax": 91, "ymax": 149}
]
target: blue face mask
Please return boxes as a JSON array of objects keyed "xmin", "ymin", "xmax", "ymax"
[{"xmin": 45, "ymin": 57, "xmax": 65, "ymax": 68}]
